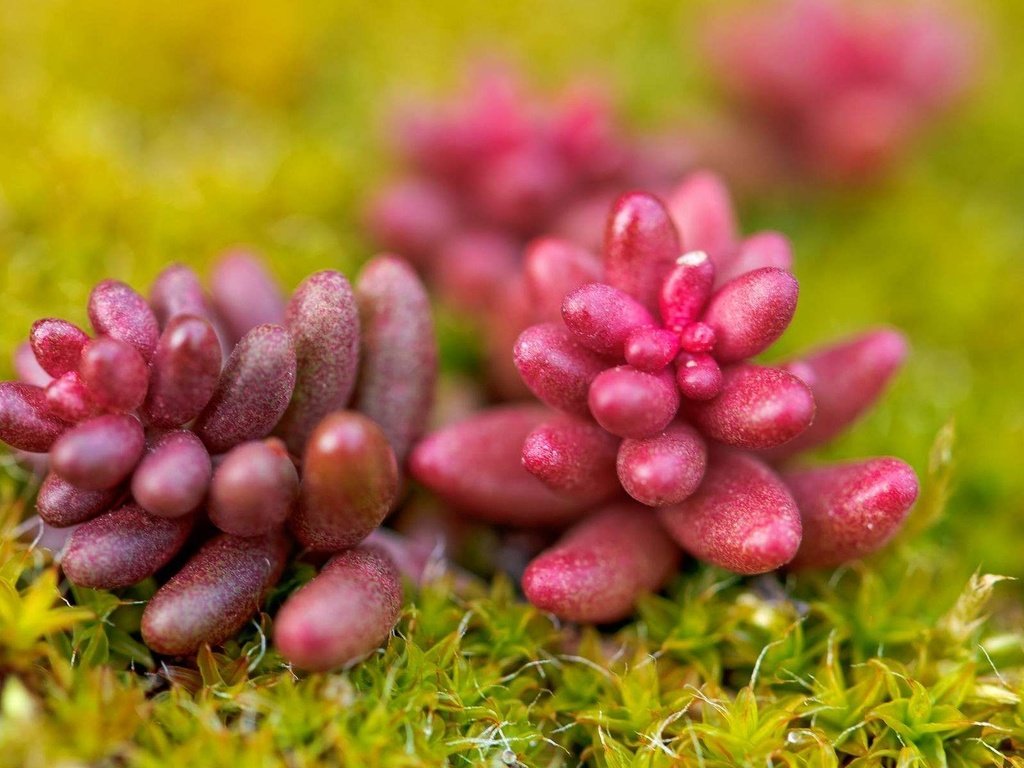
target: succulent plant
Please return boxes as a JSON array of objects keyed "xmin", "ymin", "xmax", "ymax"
[
  {"xmin": 1, "ymin": 252, "xmax": 437, "ymax": 669},
  {"xmin": 273, "ymin": 545, "xmax": 403, "ymax": 671},
  {"xmin": 411, "ymin": 169, "xmax": 920, "ymax": 622},
  {"xmin": 705, "ymin": 0, "xmax": 976, "ymax": 183},
  {"xmin": 366, "ymin": 66, "xmax": 692, "ymax": 394},
  {"xmin": 0, "ymin": 166, "xmax": 923, "ymax": 652}
]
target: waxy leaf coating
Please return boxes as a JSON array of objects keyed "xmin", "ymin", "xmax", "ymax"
[
  {"xmin": 79, "ymin": 336, "xmax": 150, "ymax": 412},
  {"xmin": 209, "ymin": 438, "xmax": 298, "ymax": 537},
  {"xmin": 588, "ymin": 366, "xmax": 680, "ymax": 439},
  {"xmin": 604, "ymin": 192, "xmax": 681, "ymax": 313},
  {"xmin": 522, "ymin": 414, "xmax": 621, "ymax": 498},
  {"xmin": 50, "ymin": 413, "xmax": 145, "ymax": 490},
  {"xmin": 703, "ymin": 267, "xmax": 798, "ymax": 363},
  {"xmin": 659, "ymin": 250, "xmax": 715, "ymax": 331},
  {"xmin": 142, "ymin": 315, "xmax": 223, "ymax": 429},
  {"xmin": 410, "ymin": 405, "xmax": 595, "ymax": 527},
  {"xmin": 523, "ymin": 503, "xmax": 680, "ymax": 623},
  {"xmin": 88, "ymin": 280, "xmax": 160, "ymax": 362},
  {"xmin": 515, "ymin": 323, "xmax": 612, "ymax": 418},
  {"xmin": 686, "ymin": 364, "xmax": 814, "ymax": 449},
  {"xmin": 45, "ymin": 373, "xmax": 99, "ymax": 423},
  {"xmin": 617, "ymin": 422, "xmax": 707, "ymax": 507},
  {"xmin": 29, "ymin": 319, "xmax": 90, "ymax": 378},
  {"xmin": 277, "ymin": 270, "xmax": 361, "ymax": 454},
  {"xmin": 292, "ymin": 411, "xmax": 398, "ymax": 552},
  {"xmin": 771, "ymin": 328, "xmax": 908, "ymax": 458},
  {"xmin": 132, "ymin": 431, "xmax": 212, "ymax": 518},
  {"xmin": 523, "ymin": 237, "xmax": 603, "ymax": 323},
  {"xmin": 0, "ymin": 382, "xmax": 69, "ymax": 453},
  {"xmin": 561, "ymin": 282, "xmax": 655, "ymax": 358},
  {"xmin": 659, "ymin": 451, "xmax": 801, "ymax": 574},
  {"xmin": 624, "ymin": 327, "xmax": 680, "ymax": 373},
  {"xmin": 209, "ymin": 251, "xmax": 286, "ymax": 343},
  {"xmin": 141, "ymin": 533, "xmax": 289, "ymax": 656},
  {"xmin": 787, "ymin": 457, "xmax": 919, "ymax": 569},
  {"xmin": 675, "ymin": 352, "xmax": 724, "ymax": 401},
  {"xmin": 275, "ymin": 546, "xmax": 403, "ymax": 671},
  {"xmin": 354, "ymin": 255, "xmax": 437, "ymax": 465},
  {"xmin": 62, "ymin": 504, "xmax": 196, "ymax": 589},
  {"xmin": 193, "ymin": 324, "xmax": 296, "ymax": 454},
  {"xmin": 37, "ymin": 473, "xmax": 120, "ymax": 528},
  {"xmin": 149, "ymin": 264, "xmax": 214, "ymax": 327}
]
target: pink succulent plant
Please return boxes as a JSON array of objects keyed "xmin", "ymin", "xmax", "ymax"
[
  {"xmin": 1, "ymin": 252, "xmax": 437, "ymax": 669},
  {"xmin": 411, "ymin": 169, "xmax": 920, "ymax": 622},
  {"xmin": 366, "ymin": 66, "xmax": 693, "ymax": 394},
  {"xmin": 705, "ymin": 0, "xmax": 976, "ymax": 183}
]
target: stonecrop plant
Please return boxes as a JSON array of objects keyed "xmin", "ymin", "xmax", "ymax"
[
  {"xmin": 366, "ymin": 66, "xmax": 691, "ymax": 395},
  {"xmin": 412, "ymin": 169, "xmax": 920, "ymax": 622},
  {"xmin": 0, "ymin": 251, "xmax": 437, "ymax": 670},
  {"xmin": 705, "ymin": 0, "xmax": 975, "ymax": 183}
]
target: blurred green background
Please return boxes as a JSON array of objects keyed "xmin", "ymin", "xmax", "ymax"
[{"xmin": 1, "ymin": 0, "xmax": 1022, "ymax": 578}]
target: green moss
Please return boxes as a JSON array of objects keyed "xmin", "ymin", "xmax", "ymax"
[
  {"xmin": 3, "ymin": 517, "xmax": 1024, "ymax": 763},
  {"xmin": 4, "ymin": 431, "xmax": 1024, "ymax": 764},
  {"xmin": 2, "ymin": 0, "xmax": 1024, "ymax": 763}
]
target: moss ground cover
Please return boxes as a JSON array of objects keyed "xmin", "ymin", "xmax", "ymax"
[{"xmin": 1, "ymin": 0, "xmax": 1023, "ymax": 763}]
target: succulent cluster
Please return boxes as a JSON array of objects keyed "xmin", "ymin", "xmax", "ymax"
[
  {"xmin": 1, "ymin": 171, "xmax": 923, "ymax": 649},
  {"xmin": 366, "ymin": 67, "xmax": 691, "ymax": 394},
  {"xmin": 1, "ymin": 132, "xmax": 928, "ymax": 658},
  {"xmin": 706, "ymin": 0, "xmax": 974, "ymax": 183},
  {"xmin": 1, "ymin": 252, "xmax": 437, "ymax": 669},
  {"xmin": 411, "ymin": 170, "xmax": 920, "ymax": 622}
]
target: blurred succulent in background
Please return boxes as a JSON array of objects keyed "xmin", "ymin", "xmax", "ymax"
[
  {"xmin": 704, "ymin": 0, "xmax": 976, "ymax": 184},
  {"xmin": 0, "ymin": 252, "xmax": 438, "ymax": 670},
  {"xmin": 366, "ymin": 65, "xmax": 693, "ymax": 395},
  {"xmin": 411, "ymin": 169, "xmax": 919, "ymax": 622}
]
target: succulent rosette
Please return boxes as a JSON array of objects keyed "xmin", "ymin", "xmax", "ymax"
[
  {"xmin": 411, "ymin": 169, "xmax": 919, "ymax": 622},
  {"xmin": 705, "ymin": 0, "xmax": 976, "ymax": 183},
  {"xmin": 366, "ymin": 66, "xmax": 692, "ymax": 394},
  {"xmin": 1, "ymin": 251, "xmax": 438, "ymax": 669}
]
